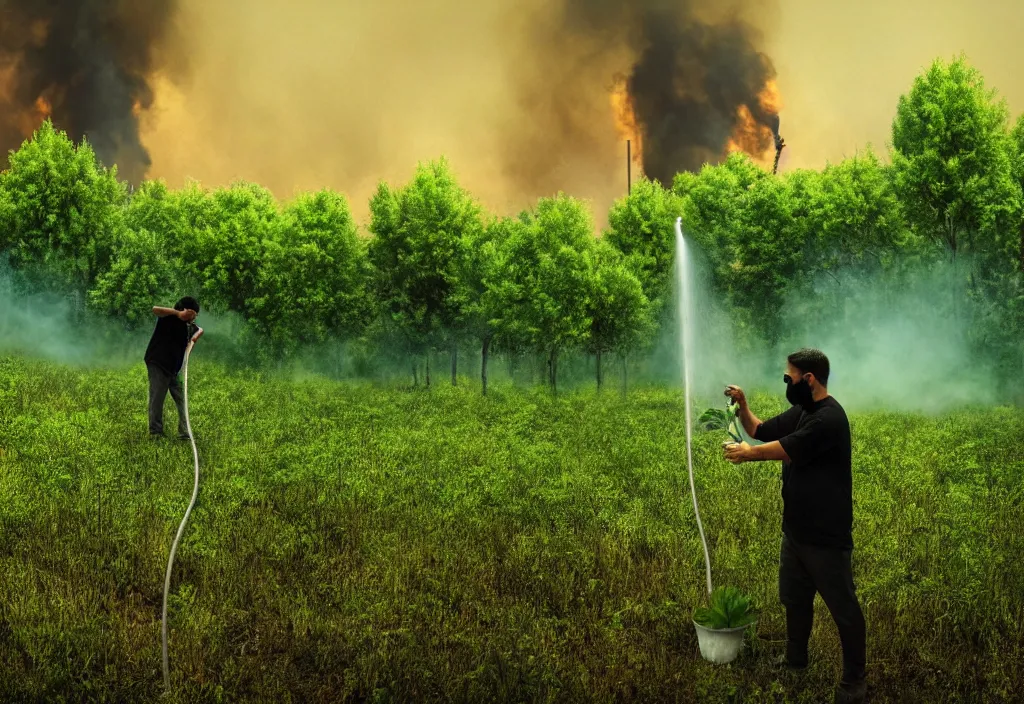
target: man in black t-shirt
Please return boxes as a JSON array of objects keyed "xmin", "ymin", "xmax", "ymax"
[
  {"xmin": 144, "ymin": 297, "xmax": 204, "ymax": 439},
  {"xmin": 722, "ymin": 348, "xmax": 867, "ymax": 704}
]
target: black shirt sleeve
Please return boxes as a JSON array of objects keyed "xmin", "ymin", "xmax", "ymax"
[
  {"xmin": 778, "ymin": 409, "xmax": 841, "ymax": 464},
  {"xmin": 754, "ymin": 406, "xmax": 802, "ymax": 443}
]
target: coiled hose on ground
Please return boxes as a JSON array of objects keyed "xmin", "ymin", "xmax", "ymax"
[{"xmin": 162, "ymin": 341, "xmax": 199, "ymax": 694}]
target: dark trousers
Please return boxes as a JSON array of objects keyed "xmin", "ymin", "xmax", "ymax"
[
  {"xmin": 147, "ymin": 362, "xmax": 188, "ymax": 437},
  {"xmin": 779, "ymin": 532, "xmax": 866, "ymax": 682}
]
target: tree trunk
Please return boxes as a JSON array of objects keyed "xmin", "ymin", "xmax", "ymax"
[
  {"xmin": 946, "ymin": 213, "xmax": 957, "ymax": 262},
  {"xmin": 426, "ymin": 352, "xmax": 431, "ymax": 388},
  {"xmin": 622, "ymin": 355, "xmax": 628, "ymax": 397},
  {"xmin": 947, "ymin": 215, "xmax": 961, "ymax": 323},
  {"xmin": 596, "ymin": 350, "xmax": 603, "ymax": 392},
  {"xmin": 549, "ymin": 347, "xmax": 558, "ymax": 396},
  {"xmin": 1019, "ymin": 217, "xmax": 1024, "ymax": 272},
  {"xmin": 952, "ymin": 242, "xmax": 961, "ymax": 324},
  {"xmin": 451, "ymin": 344, "xmax": 457, "ymax": 386},
  {"xmin": 554, "ymin": 349, "xmax": 559, "ymax": 396},
  {"xmin": 482, "ymin": 337, "xmax": 491, "ymax": 396}
]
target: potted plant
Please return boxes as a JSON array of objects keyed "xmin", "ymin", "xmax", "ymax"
[
  {"xmin": 698, "ymin": 401, "xmax": 743, "ymax": 446},
  {"xmin": 689, "ymin": 401, "xmax": 756, "ymax": 663},
  {"xmin": 692, "ymin": 586, "xmax": 758, "ymax": 664}
]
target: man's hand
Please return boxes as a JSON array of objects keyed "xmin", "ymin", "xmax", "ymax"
[
  {"xmin": 724, "ymin": 385, "xmax": 747, "ymax": 408},
  {"xmin": 726, "ymin": 385, "xmax": 765, "ymax": 438},
  {"xmin": 178, "ymin": 309, "xmax": 196, "ymax": 323},
  {"xmin": 191, "ymin": 327, "xmax": 204, "ymax": 344},
  {"xmin": 723, "ymin": 440, "xmax": 790, "ymax": 464},
  {"xmin": 723, "ymin": 441, "xmax": 752, "ymax": 464}
]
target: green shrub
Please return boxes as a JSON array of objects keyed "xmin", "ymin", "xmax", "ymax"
[
  {"xmin": 693, "ymin": 586, "xmax": 757, "ymax": 629},
  {"xmin": 698, "ymin": 403, "xmax": 742, "ymax": 444}
]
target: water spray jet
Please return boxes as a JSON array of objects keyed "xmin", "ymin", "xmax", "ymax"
[
  {"xmin": 676, "ymin": 216, "xmax": 713, "ymax": 599},
  {"xmin": 675, "ymin": 216, "xmax": 757, "ymax": 665}
]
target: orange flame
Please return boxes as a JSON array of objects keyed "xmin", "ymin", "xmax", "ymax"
[
  {"xmin": 13, "ymin": 94, "xmax": 53, "ymax": 137},
  {"xmin": 34, "ymin": 95, "xmax": 52, "ymax": 119},
  {"xmin": 725, "ymin": 104, "xmax": 766, "ymax": 155},
  {"xmin": 725, "ymin": 80, "xmax": 783, "ymax": 167},
  {"xmin": 610, "ymin": 78, "xmax": 643, "ymax": 171},
  {"xmin": 759, "ymin": 79, "xmax": 781, "ymax": 115},
  {"xmin": 1, "ymin": 60, "xmax": 55, "ymax": 141}
]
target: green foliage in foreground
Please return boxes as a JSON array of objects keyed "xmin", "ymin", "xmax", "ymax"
[
  {"xmin": 1, "ymin": 357, "xmax": 1023, "ymax": 702},
  {"xmin": 699, "ymin": 404, "xmax": 744, "ymax": 444},
  {"xmin": 694, "ymin": 586, "xmax": 758, "ymax": 631}
]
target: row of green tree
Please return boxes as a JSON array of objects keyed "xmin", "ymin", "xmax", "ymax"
[{"xmin": 1, "ymin": 56, "xmax": 1022, "ymax": 393}]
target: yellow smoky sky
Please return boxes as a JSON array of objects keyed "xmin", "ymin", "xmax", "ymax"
[
  {"xmin": 766, "ymin": 0, "xmax": 1024, "ymax": 172},
  {"xmin": 140, "ymin": 0, "xmax": 1024, "ymax": 230}
]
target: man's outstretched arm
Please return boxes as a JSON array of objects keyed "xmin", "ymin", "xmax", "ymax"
[
  {"xmin": 153, "ymin": 306, "xmax": 195, "ymax": 322},
  {"xmin": 736, "ymin": 402, "xmax": 764, "ymax": 439},
  {"xmin": 724, "ymin": 440, "xmax": 790, "ymax": 464}
]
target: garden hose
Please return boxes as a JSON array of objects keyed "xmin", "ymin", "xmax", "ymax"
[
  {"xmin": 161, "ymin": 340, "xmax": 199, "ymax": 693},
  {"xmin": 676, "ymin": 216, "xmax": 714, "ymax": 598}
]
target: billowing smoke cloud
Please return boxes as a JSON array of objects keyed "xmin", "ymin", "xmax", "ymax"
[
  {"xmin": 0, "ymin": 0, "xmax": 778, "ymax": 217},
  {"xmin": 0, "ymin": 0, "xmax": 181, "ymax": 184},
  {"xmin": 137, "ymin": 0, "xmax": 780, "ymax": 226},
  {"xmin": 559, "ymin": 0, "xmax": 780, "ymax": 186}
]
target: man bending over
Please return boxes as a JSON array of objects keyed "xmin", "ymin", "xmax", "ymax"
[{"xmin": 145, "ymin": 297, "xmax": 204, "ymax": 440}]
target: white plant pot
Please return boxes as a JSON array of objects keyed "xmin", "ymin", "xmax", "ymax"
[{"xmin": 693, "ymin": 620, "xmax": 756, "ymax": 664}]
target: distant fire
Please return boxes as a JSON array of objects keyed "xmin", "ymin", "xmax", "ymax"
[
  {"xmin": 611, "ymin": 77, "xmax": 643, "ymax": 171},
  {"xmin": 759, "ymin": 79, "xmax": 781, "ymax": 115},
  {"xmin": 725, "ymin": 105, "xmax": 766, "ymax": 155},
  {"xmin": 725, "ymin": 79, "xmax": 782, "ymax": 167},
  {"xmin": 614, "ymin": 74, "xmax": 783, "ymax": 180},
  {"xmin": 1, "ymin": 59, "xmax": 54, "ymax": 142},
  {"xmin": 17, "ymin": 95, "xmax": 53, "ymax": 137},
  {"xmin": 33, "ymin": 95, "xmax": 52, "ymax": 120}
]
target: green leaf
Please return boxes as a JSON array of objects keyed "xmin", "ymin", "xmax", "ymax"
[{"xmin": 694, "ymin": 586, "xmax": 757, "ymax": 629}]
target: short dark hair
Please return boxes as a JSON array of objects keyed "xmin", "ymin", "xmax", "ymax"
[
  {"xmin": 788, "ymin": 348, "xmax": 829, "ymax": 386},
  {"xmin": 174, "ymin": 297, "xmax": 200, "ymax": 314}
]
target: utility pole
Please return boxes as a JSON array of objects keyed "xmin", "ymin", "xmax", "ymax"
[{"xmin": 772, "ymin": 133, "xmax": 786, "ymax": 175}]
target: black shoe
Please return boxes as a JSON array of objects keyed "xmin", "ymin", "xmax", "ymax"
[
  {"xmin": 834, "ymin": 679, "xmax": 867, "ymax": 704},
  {"xmin": 177, "ymin": 434, "xmax": 191, "ymax": 441},
  {"xmin": 150, "ymin": 433, "xmax": 165, "ymax": 441},
  {"xmin": 773, "ymin": 653, "xmax": 807, "ymax": 671}
]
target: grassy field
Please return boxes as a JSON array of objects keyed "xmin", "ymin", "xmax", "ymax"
[{"xmin": 1, "ymin": 355, "xmax": 1022, "ymax": 703}]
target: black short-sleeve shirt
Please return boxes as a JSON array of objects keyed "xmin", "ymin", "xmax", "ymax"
[
  {"xmin": 144, "ymin": 315, "xmax": 196, "ymax": 376},
  {"xmin": 754, "ymin": 396, "xmax": 853, "ymax": 549}
]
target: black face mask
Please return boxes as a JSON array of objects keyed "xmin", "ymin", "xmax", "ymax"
[{"xmin": 784, "ymin": 374, "xmax": 814, "ymax": 408}]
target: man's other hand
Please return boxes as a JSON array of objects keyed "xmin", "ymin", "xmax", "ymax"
[
  {"xmin": 725, "ymin": 385, "xmax": 747, "ymax": 408},
  {"xmin": 723, "ymin": 441, "xmax": 752, "ymax": 464}
]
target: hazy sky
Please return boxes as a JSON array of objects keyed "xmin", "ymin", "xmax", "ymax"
[
  {"xmin": 765, "ymin": 0, "xmax": 1024, "ymax": 172},
  {"xmin": 138, "ymin": 0, "xmax": 1024, "ymax": 227}
]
